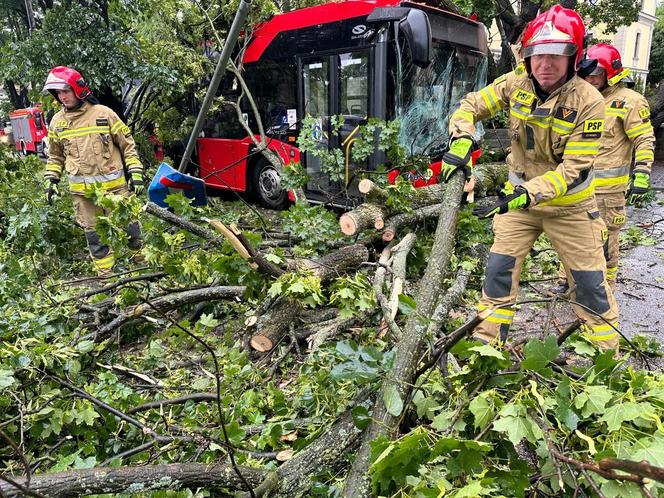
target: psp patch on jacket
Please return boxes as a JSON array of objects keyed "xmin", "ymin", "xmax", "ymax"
[
  {"xmin": 554, "ymin": 106, "xmax": 577, "ymax": 122},
  {"xmin": 53, "ymin": 119, "xmax": 69, "ymax": 133},
  {"xmin": 582, "ymin": 119, "xmax": 604, "ymax": 138},
  {"xmin": 511, "ymin": 88, "xmax": 535, "ymax": 107}
]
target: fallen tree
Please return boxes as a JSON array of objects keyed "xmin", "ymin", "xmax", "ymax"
[{"xmin": 0, "ymin": 463, "xmax": 267, "ymax": 497}]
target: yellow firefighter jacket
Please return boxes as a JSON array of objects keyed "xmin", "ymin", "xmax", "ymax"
[
  {"xmin": 449, "ymin": 65, "xmax": 604, "ymax": 216},
  {"xmin": 45, "ymin": 102, "xmax": 143, "ymax": 194},
  {"xmin": 594, "ymin": 84, "xmax": 655, "ymax": 194}
]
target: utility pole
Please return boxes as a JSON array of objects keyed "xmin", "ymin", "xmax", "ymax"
[
  {"xmin": 24, "ymin": 0, "xmax": 35, "ymax": 34},
  {"xmin": 178, "ymin": 0, "xmax": 252, "ymax": 172}
]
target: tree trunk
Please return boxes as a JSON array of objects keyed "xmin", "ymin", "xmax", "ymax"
[
  {"xmin": 343, "ymin": 173, "xmax": 466, "ymax": 497},
  {"xmin": 243, "ymin": 390, "xmax": 373, "ymax": 498},
  {"xmin": 250, "ymin": 244, "xmax": 370, "ymax": 351},
  {"xmin": 0, "ymin": 463, "xmax": 267, "ymax": 497}
]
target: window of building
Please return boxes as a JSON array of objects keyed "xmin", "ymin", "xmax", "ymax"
[{"xmin": 634, "ymin": 32, "xmax": 641, "ymax": 60}]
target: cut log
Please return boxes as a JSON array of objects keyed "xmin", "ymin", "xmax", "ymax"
[
  {"xmin": 382, "ymin": 204, "xmax": 442, "ymax": 242},
  {"xmin": 358, "ymin": 178, "xmax": 389, "ymax": 204},
  {"xmin": 0, "ymin": 463, "xmax": 267, "ymax": 497},
  {"xmin": 250, "ymin": 245, "xmax": 370, "ymax": 351},
  {"xmin": 339, "ymin": 203, "xmax": 385, "ymax": 235},
  {"xmin": 343, "ymin": 172, "xmax": 466, "ymax": 497},
  {"xmin": 250, "ymin": 298, "xmax": 302, "ymax": 352}
]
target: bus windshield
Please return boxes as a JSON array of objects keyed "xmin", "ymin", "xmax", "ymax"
[{"xmin": 397, "ymin": 41, "xmax": 487, "ymax": 158}]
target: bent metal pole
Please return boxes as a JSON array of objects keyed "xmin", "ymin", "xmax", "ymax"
[{"xmin": 178, "ymin": 0, "xmax": 252, "ymax": 172}]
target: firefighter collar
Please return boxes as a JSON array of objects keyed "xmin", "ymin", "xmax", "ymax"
[{"xmin": 63, "ymin": 101, "xmax": 89, "ymax": 116}]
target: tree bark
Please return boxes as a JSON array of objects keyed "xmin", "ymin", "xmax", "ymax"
[
  {"xmin": 343, "ymin": 173, "xmax": 466, "ymax": 497},
  {"xmin": 243, "ymin": 390, "xmax": 373, "ymax": 498},
  {"xmin": 0, "ymin": 463, "xmax": 267, "ymax": 497},
  {"xmin": 250, "ymin": 244, "xmax": 370, "ymax": 351},
  {"xmin": 87, "ymin": 286, "xmax": 246, "ymax": 343},
  {"xmin": 382, "ymin": 204, "xmax": 443, "ymax": 242}
]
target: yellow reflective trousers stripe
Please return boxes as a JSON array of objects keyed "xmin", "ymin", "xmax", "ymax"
[{"xmin": 582, "ymin": 322, "xmax": 619, "ymax": 341}]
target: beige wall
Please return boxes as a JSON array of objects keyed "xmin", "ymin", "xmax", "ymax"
[{"xmin": 487, "ymin": 1, "xmax": 657, "ymax": 88}]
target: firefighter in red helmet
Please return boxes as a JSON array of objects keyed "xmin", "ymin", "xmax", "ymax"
[
  {"xmin": 553, "ymin": 43, "xmax": 655, "ymax": 292},
  {"xmin": 441, "ymin": 6, "xmax": 620, "ymax": 351},
  {"xmin": 43, "ymin": 66, "xmax": 145, "ymax": 277}
]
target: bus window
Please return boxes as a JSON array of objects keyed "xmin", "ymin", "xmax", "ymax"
[
  {"xmin": 397, "ymin": 40, "xmax": 455, "ymax": 157},
  {"xmin": 339, "ymin": 52, "xmax": 368, "ymax": 118},
  {"xmin": 34, "ymin": 113, "xmax": 43, "ymax": 130}
]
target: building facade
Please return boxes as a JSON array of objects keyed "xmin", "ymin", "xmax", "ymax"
[{"xmin": 488, "ymin": 0, "xmax": 657, "ymax": 89}]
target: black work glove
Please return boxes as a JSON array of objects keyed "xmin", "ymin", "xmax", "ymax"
[
  {"xmin": 473, "ymin": 185, "xmax": 531, "ymax": 219},
  {"xmin": 44, "ymin": 177, "xmax": 60, "ymax": 205}
]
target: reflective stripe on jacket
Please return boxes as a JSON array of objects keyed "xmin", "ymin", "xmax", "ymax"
[
  {"xmin": 449, "ymin": 66, "xmax": 605, "ymax": 216},
  {"xmin": 45, "ymin": 103, "xmax": 143, "ymax": 192},
  {"xmin": 594, "ymin": 85, "xmax": 655, "ymax": 194}
]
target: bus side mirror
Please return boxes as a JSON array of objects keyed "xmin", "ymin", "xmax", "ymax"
[{"xmin": 399, "ymin": 10, "xmax": 432, "ymax": 68}]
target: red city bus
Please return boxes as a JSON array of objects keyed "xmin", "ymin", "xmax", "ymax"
[
  {"xmin": 197, "ymin": 0, "xmax": 488, "ymax": 208},
  {"xmin": 9, "ymin": 106, "xmax": 49, "ymax": 157}
]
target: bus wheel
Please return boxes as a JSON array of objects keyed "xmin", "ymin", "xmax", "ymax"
[
  {"xmin": 20, "ymin": 142, "xmax": 27, "ymax": 156},
  {"xmin": 253, "ymin": 159, "xmax": 287, "ymax": 209},
  {"xmin": 40, "ymin": 140, "xmax": 49, "ymax": 158}
]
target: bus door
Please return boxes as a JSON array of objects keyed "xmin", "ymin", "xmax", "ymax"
[{"xmin": 300, "ymin": 50, "xmax": 369, "ymax": 198}]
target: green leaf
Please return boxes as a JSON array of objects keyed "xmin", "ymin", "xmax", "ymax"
[
  {"xmin": 383, "ymin": 384, "xmax": 404, "ymax": 417},
  {"xmin": 0, "ymin": 369, "xmax": 16, "ymax": 388},
  {"xmin": 76, "ymin": 340, "xmax": 95, "ymax": 353},
  {"xmin": 265, "ymin": 253, "xmax": 283, "ymax": 264},
  {"xmin": 75, "ymin": 406, "xmax": 100, "ymax": 426},
  {"xmin": 469, "ymin": 344, "xmax": 505, "ymax": 359},
  {"xmin": 351, "ymin": 406, "xmax": 371, "ymax": 430},
  {"xmin": 599, "ymin": 402, "xmax": 647, "ymax": 432},
  {"xmin": 631, "ymin": 437, "xmax": 664, "ymax": 466},
  {"xmin": 397, "ymin": 293, "xmax": 417, "ymax": 315},
  {"xmin": 600, "ymin": 480, "xmax": 642, "ymax": 498},
  {"xmin": 574, "ymin": 385, "xmax": 614, "ymax": 418},
  {"xmin": 198, "ymin": 313, "xmax": 219, "ymax": 328},
  {"xmin": 469, "ymin": 392, "xmax": 494, "ymax": 429},
  {"xmin": 493, "ymin": 414, "xmax": 542, "ymax": 445},
  {"xmin": 521, "ymin": 336, "xmax": 560, "ymax": 372}
]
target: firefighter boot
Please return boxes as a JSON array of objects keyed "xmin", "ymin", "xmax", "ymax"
[
  {"xmin": 126, "ymin": 221, "xmax": 145, "ymax": 265},
  {"xmin": 85, "ymin": 230, "xmax": 115, "ymax": 277},
  {"xmin": 551, "ymin": 263, "xmax": 570, "ymax": 295}
]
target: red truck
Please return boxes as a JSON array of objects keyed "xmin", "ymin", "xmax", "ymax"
[
  {"xmin": 196, "ymin": 0, "xmax": 488, "ymax": 208},
  {"xmin": 9, "ymin": 106, "xmax": 49, "ymax": 157}
]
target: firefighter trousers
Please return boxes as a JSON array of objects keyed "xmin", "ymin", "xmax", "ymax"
[
  {"xmin": 557, "ymin": 192, "xmax": 626, "ymax": 289},
  {"xmin": 72, "ymin": 185, "xmax": 143, "ymax": 275},
  {"xmin": 475, "ymin": 209, "xmax": 620, "ymax": 351}
]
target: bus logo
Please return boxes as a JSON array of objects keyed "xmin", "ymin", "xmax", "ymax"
[{"xmin": 352, "ymin": 24, "xmax": 367, "ymax": 35}]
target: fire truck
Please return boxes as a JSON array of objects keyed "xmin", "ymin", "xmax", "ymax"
[
  {"xmin": 9, "ymin": 106, "xmax": 49, "ymax": 157},
  {"xmin": 197, "ymin": 0, "xmax": 488, "ymax": 208}
]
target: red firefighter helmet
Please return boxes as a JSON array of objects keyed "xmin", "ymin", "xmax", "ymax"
[
  {"xmin": 43, "ymin": 66, "xmax": 91, "ymax": 100},
  {"xmin": 521, "ymin": 5, "xmax": 585, "ymax": 68},
  {"xmin": 586, "ymin": 43, "xmax": 630, "ymax": 85}
]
